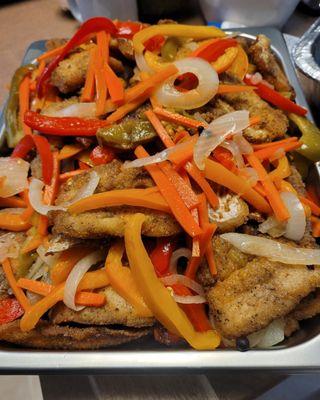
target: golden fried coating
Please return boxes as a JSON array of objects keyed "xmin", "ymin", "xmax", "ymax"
[
  {"xmin": 51, "ymin": 160, "xmax": 180, "ymax": 238},
  {"xmin": 50, "ymin": 286, "xmax": 154, "ymax": 327},
  {"xmin": 0, "ymin": 321, "xmax": 151, "ymax": 350}
]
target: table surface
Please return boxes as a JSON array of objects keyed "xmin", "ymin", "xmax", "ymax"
[{"xmin": 0, "ymin": 1, "xmax": 319, "ymax": 399}]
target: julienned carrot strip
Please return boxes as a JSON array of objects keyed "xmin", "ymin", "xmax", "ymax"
[
  {"xmin": 254, "ymin": 140, "xmax": 301, "ymax": 161},
  {"xmin": 311, "ymin": 216, "xmax": 320, "ymax": 237},
  {"xmin": 247, "ymin": 154, "xmax": 289, "ymax": 221},
  {"xmin": 159, "ymin": 161, "xmax": 199, "ymax": 210},
  {"xmin": 185, "ymin": 162, "xmax": 219, "ymax": 209},
  {"xmin": 2, "ymin": 258, "xmax": 30, "ymax": 311},
  {"xmin": 21, "ymin": 233, "xmax": 44, "ymax": 254},
  {"xmin": 106, "ymin": 92, "xmax": 150, "ymax": 123},
  {"xmin": 59, "ymin": 169, "xmax": 85, "ymax": 182},
  {"xmin": 37, "ymin": 44, "xmax": 65, "ymax": 62},
  {"xmin": 95, "ymin": 66, "xmax": 108, "ymax": 116},
  {"xmin": 153, "ymin": 107, "xmax": 207, "ymax": 129},
  {"xmin": 37, "ymin": 215, "xmax": 48, "ymax": 236},
  {"xmin": 217, "ymin": 84, "xmax": 256, "ymax": 94},
  {"xmin": 81, "ymin": 47, "xmax": 96, "ymax": 102},
  {"xmin": 16, "ymin": 278, "xmax": 105, "ymax": 306},
  {"xmin": 97, "ymin": 31, "xmax": 109, "ymax": 65},
  {"xmin": 19, "ymin": 76, "xmax": 32, "ymax": 136},
  {"xmin": 68, "ymin": 188, "xmax": 171, "ymax": 214},
  {"xmin": 169, "ymin": 135, "xmax": 198, "ymax": 168},
  {"xmin": 0, "ymin": 213, "xmax": 32, "ymax": 231},
  {"xmin": 20, "ymin": 189, "xmax": 34, "ymax": 222},
  {"xmin": 174, "ymin": 130, "xmax": 190, "ymax": 143},
  {"xmin": 300, "ymin": 196, "xmax": 320, "ymax": 217},
  {"xmin": 104, "ymin": 63, "xmax": 124, "ymax": 105},
  {"xmin": 0, "ymin": 196, "xmax": 26, "ymax": 208},
  {"xmin": 252, "ymin": 137, "xmax": 298, "ymax": 150},
  {"xmin": 135, "ymin": 146, "xmax": 202, "ymax": 237},
  {"xmin": 253, "ymin": 182, "xmax": 267, "ymax": 197},
  {"xmin": 43, "ymin": 152, "xmax": 60, "ymax": 205},
  {"xmin": 145, "ymin": 109, "xmax": 175, "ymax": 148},
  {"xmin": 191, "ymin": 207, "xmax": 200, "ymax": 257},
  {"xmin": 205, "ymin": 159, "xmax": 271, "ymax": 214}
]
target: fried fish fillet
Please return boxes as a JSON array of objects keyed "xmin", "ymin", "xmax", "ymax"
[
  {"xmin": 248, "ymin": 34, "xmax": 294, "ymax": 95},
  {"xmin": 50, "ymin": 286, "xmax": 155, "ymax": 327},
  {"xmin": 206, "ymin": 240, "xmax": 320, "ymax": 339},
  {"xmin": 51, "ymin": 160, "xmax": 180, "ymax": 238},
  {"xmin": 0, "ymin": 321, "xmax": 151, "ymax": 350}
]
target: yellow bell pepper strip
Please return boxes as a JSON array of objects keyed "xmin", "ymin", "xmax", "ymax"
[
  {"xmin": 0, "ymin": 213, "xmax": 32, "ymax": 232},
  {"xmin": 20, "ymin": 268, "xmax": 110, "ymax": 332},
  {"xmin": 50, "ymin": 246, "xmax": 95, "ymax": 285},
  {"xmin": 124, "ymin": 213, "xmax": 221, "ymax": 350},
  {"xmin": 133, "ymin": 24, "xmax": 225, "ymax": 55},
  {"xmin": 204, "ymin": 159, "xmax": 272, "ymax": 214},
  {"xmin": 212, "ymin": 46, "xmax": 239, "ymax": 73},
  {"xmin": 2, "ymin": 258, "xmax": 30, "ymax": 311},
  {"xmin": 105, "ymin": 241, "xmax": 153, "ymax": 318},
  {"xmin": 226, "ymin": 45, "xmax": 249, "ymax": 80},
  {"xmin": 268, "ymin": 156, "xmax": 291, "ymax": 181},
  {"xmin": 68, "ymin": 188, "xmax": 171, "ymax": 215}
]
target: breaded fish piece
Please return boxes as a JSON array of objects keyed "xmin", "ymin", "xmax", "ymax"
[
  {"xmin": 51, "ymin": 160, "xmax": 180, "ymax": 238},
  {"xmin": 0, "ymin": 321, "xmax": 151, "ymax": 350},
  {"xmin": 207, "ymin": 252, "xmax": 320, "ymax": 339},
  {"xmin": 220, "ymin": 88, "xmax": 289, "ymax": 143},
  {"xmin": 290, "ymin": 289, "xmax": 320, "ymax": 321},
  {"xmin": 51, "ymin": 45, "xmax": 124, "ymax": 94},
  {"xmin": 50, "ymin": 286, "xmax": 154, "ymax": 327},
  {"xmin": 248, "ymin": 34, "xmax": 294, "ymax": 95}
]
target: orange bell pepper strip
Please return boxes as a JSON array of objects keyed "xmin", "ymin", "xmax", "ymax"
[
  {"xmin": 205, "ymin": 159, "xmax": 272, "ymax": 214},
  {"xmin": 50, "ymin": 247, "xmax": 95, "ymax": 285},
  {"xmin": 105, "ymin": 241, "xmax": 153, "ymax": 317},
  {"xmin": 268, "ymin": 156, "xmax": 291, "ymax": 181},
  {"xmin": 300, "ymin": 196, "xmax": 320, "ymax": 217},
  {"xmin": 311, "ymin": 216, "xmax": 320, "ymax": 237},
  {"xmin": 58, "ymin": 143, "xmax": 84, "ymax": 160},
  {"xmin": 125, "ymin": 213, "xmax": 220, "ymax": 350},
  {"xmin": 0, "ymin": 213, "xmax": 32, "ymax": 232},
  {"xmin": 212, "ymin": 46, "xmax": 239, "ymax": 73},
  {"xmin": 2, "ymin": 258, "xmax": 30, "ymax": 311},
  {"xmin": 17, "ymin": 278, "xmax": 105, "ymax": 307},
  {"xmin": 226, "ymin": 45, "xmax": 249, "ymax": 80},
  {"xmin": 0, "ymin": 196, "xmax": 26, "ymax": 208}
]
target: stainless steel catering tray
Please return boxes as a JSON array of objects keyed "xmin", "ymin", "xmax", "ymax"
[{"xmin": 0, "ymin": 27, "xmax": 319, "ymax": 373}]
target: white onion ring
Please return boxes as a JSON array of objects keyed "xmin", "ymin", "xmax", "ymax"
[
  {"xmin": 221, "ymin": 233, "xmax": 320, "ymax": 265},
  {"xmin": 43, "ymin": 102, "xmax": 116, "ymax": 118},
  {"xmin": 221, "ymin": 141, "xmax": 245, "ymax": 169},
  {"xmin": 154, "ymin": 57, "xmax": 219, "ymax": 110},
  {"xmin": 280, "ymin": 191, "xmax": 306, "ymax": 241},
  {"xmin": 194, "ymin": 110, "xmax": 250, "ymax": 170},
  {"xmin": 239, "ymin": 167, "xmax": 259, "ymax": 187},
  {"xmin": 169, "ymin": 248, "xmax": 192, "ymax": 274},
  {"xmin": 0, "ymin": 157, "xmax": 29, "ymax": 198},
  {"xmin": 36, "ymin": 245, "xmax": 59, "ymax": 267},
  {"xmin": 135, "ymin": 52, "xmax": 153, "ymax": 73},
  {"xmin": 63, "ymin": 250, "xmax": 104, "ymax": 311},
  {"xmin": 173, "ymin": 294, "xmax": 206, "ymax": 304},
  {"xmin": 258, "ymin": 216, "xmax": 286, "ymax": 238},
  {"xmin": 161, "ymin": 273, "xmax": 205, "ymax": 296},
  {"xmin": 233, "ymin": 133, "xmax": 253, "ymax": 154}
]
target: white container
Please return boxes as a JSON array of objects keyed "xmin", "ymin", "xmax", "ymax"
[
  {"xmin": 67, "ymin": 0, "xmax": 138, "ymax": 22},
  {"xmin": 199, "ymin": 0, "xmax": 300, "ymax": 28}
]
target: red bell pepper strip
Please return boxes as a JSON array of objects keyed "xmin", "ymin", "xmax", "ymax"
[
  {"xmin": 114, "ymin": 21, "xmax": 148, "ymax": 39},
  {"xmin": 37, "ymin": 17, "xmax": 117, "ymax": 97},
  {"xmin": 191, "ymin": 38, "xmax": 237, "ymax": 63},
  {"xmin": 244, "ymin": 76, "xmax": 307, "ymax": 116},
  {"xmin": 11, "ymin": 133, "xmax": 53, "ymax": 184},
  {"xmin": 144, "ymin": 35, "xmax": 166, "ymax": 52},
  {"xmin": 0, "ymin": 297, "xmax": 24, "ymax": 324},
  {"xmin": 150, "ymin": 238, "xmax": 176, "ymax": 277},
  {"xmin": 89, "ymin": 145, "xmax": 115, "ymax": 165},
  {"xmin": 24, "ymin": 111, "xmax": 110, "ymax": 136}
]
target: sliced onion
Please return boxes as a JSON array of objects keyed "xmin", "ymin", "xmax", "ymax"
[
  {"xmin": 248, "ymin": 319, "xmax": 285, "ymax": 348},
  {"xmin": 135, "ymin": 52, "xmax": 153, "ymax": 73},
  {"xmin": 26, "ymin": 257, "xmax": 44, "ymax": 279},
  {"xmin": 221, "ymin": 141, "xmax": 245, "ymax": 169},
  {"xmin": 258, "ymin": 216, "xmax": 286, "ymax": 238},
  {"xmin": 60, "ymin": 171, "xmax": 100, "ymax": 207},
  {"xmin": 154, "ymin": 57, "xmax": 219, "ymax": 110},
  {"xmin": 29, "ymin": 178, "xmax": 66, "ymax": 215},
  {"xmin": 239, "ymin": 167, "xmax": 259, "ymax": 186},
  {"xmin": 0, "ymin": 233, "xmax": 20, "ymax": 262},
  {"xmin": 220, "ymin": 233, "xmax": 320, "ymax": 265},
  {"xmin": 173, "ymin": 293, "xmax": 206, "ymax": 304},
  {"xmin": 280, "ymin": 191, "xmax": 306, "ymax": 241},
  {"xmin": 0, "ymin": 157, "xmax": 29, "ymax": 198},
  {"xmin": 43, "ymin": 102, "xmax": 116, "ymax": 118},
  {"xmin": 233, "ymin": 133, "xmax": 253, "ymax": 154},
  {"xmin": 250, "ymin": 72, "xmax": 263, "ymax": 85},
  {"xmin": 36, "ymin": 245, "xmax": 59, "ymax": 267},
  {"xmin": 64, "ymin": 250, "xmax": 104, "ymax": 311},
  {"xmin": 161, "ymin": 274, "xmax": 204, "ymax": 296},
  {"xmin": 169, "ymin": 248, "xmax": 192, "ymax": 274},
  {"xmin": 194, "ymin": 110, "xmax": 250, "ymax": 170}
]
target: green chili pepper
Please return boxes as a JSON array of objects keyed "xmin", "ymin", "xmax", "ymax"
[
  {"xmin": 161, "ymin": 37, "xmax": 180, "ymax": 62},
  {"xmin": 97, "ymin": 119, "xmax": 156, "ymax": 150},
  {"xmin": 289, "ymin": 113, "xmax": 320, "ymax": 162},
  {"xmin": 5, "ymin": 64, "xmax": 35, "ymax": 148}
]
